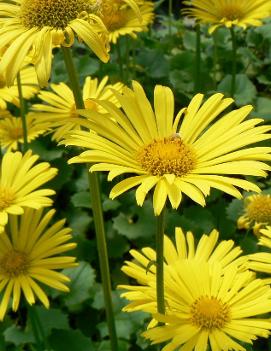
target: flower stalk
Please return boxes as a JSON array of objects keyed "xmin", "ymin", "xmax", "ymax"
[
  {"xmin": 194, "ymin": 23, "xmax": 201, "ymax": 93},
  {"xmin": 61, "ymin": 47, "xmax": 118, "ymax": 351},
  {"xmin": 168, "ymin": 0, "xmax": 173, "ymax": 36},
  {"xmin": 156, "ymin": 207, "xmax": 166, "ymax": 314},
  {"xmin": 17, "ymin": 72, "xmax": 28, "ymax": 151},
  {"xmin": 230, "ymin": 26, "xmax": 237, "ymax": 97}
]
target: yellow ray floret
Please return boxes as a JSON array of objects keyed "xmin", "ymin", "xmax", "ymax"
[
  {"xmin": 0, "ymin": 0, "xmax": 110, "ymax": 86},
  {"xmin": 0, "ymin": 208, "xmax": 77, "ymax": 320},
  {"xmin": 0, "ymin": 150, "xmax": 57, "ymax": 232},
  {"xmin": 183, "ymin": 0, "xmax": 271, "ymax": 33},
  {"xmin": 0, "ymin": 114, "xmax": 49, "ymax": 151},
  {"xmin": 30, "ymin": 76, "xmax": 124, "ymax": 141},
  {"xmin": 248, "ymin": 226, "xmax": 271, "ymax": 275},
  {"xmin": 62, "ymin": 81, "xmax": 271, "ymax": 215},
  {"xmin": 0, "ymin": 64, "xmax": 39, "ymax": 109},
  {"xmin": 119, "ymin": 227, "xmax": 247, "ymax": 316},
  {"xmin": 140, "ymin": 261, "xmax": 271, "ymax": 351}
]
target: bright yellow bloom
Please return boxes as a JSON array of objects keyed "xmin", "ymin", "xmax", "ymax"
[
  {"xmin": 237, "ymin": 193, "xmax": 271, "ymax": 235},
  {"xmin": 140, "ymin": 261, "xmax": 271, "ymax": 351},
  {"xmin": 183, "ymin": 0, "xmax": 271, "ymax": 33},
  {"xmin": 0, "ymin": 114, "xmax": 49, "ymax": 151},
  {"xmin": 62, "ymin": 81, "xmax": 271, "ymax": 215},
  {"xmin": 31, "ymin": 76, "xmax": 124, "ymax": 141},
  {"xmin": 248, "ymin": 226, "xmax": 271, "ymax": 275},
  {"xmin": 0, "ymin": 0, "xmax": 110, "ymax": 87},
  {"xmin": 0, "ymin": 151, "xmax": 57, "ymax": 232},
  {"xmin": 0, "ymin": 208, "xmax": 77, "ymax": 320},
  {"xmin": 100, "ymin": 0, "xmax": 154, "ymax": 44},
  {"xmin": 0, "ymin": 65, "xmax": 39, "ymax": 109},
  {"xmin": 120, "ymin": 227, "xmax": 246, "ymax": 316}
]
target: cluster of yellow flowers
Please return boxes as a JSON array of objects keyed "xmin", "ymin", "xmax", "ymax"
[{"xmin": 1, "ymin": 0, "xmax": 271, "ymax": 350}]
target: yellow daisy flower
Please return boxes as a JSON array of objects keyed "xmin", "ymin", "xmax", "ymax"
[
  {"xmin": 100, "ymin": 0, "xmax": 154, "ymax": 44},
  {"xmin": 141, "ymin": 261, "xmax": 271, "ymax": 351},
  {"xmin": 183, "ymin": 0, "xmax": 271, "ymax": 33},
  {"xmin": 237, "ymin": 193, "xmax": 271, "ymax": 235},
  {"xmin": 119, "ymin": 227, "xmax": 246, "ymax": 315},
  {"xmin": 0, "ymin": 150, "xmax": 57, "ymax": 232},
  {"xmin": 0, "ymin": 208, "xmax": 77, "ymax": 320},
  {"xmin": 31, "ymin": 76, "xmax": 124, "ymax": 142},
  {"xmin": 0, "ymin": 65, "xmax": 39, "ymax": 110},
  {"xmin": 0, "ymin": 114, "xmax": 49, "ymax": 151},
  {"xmin": 248, "ymin": 226, "xmax": 271, "ymax": 275},
  {"xmin": 62, "ymin": 81, "xmax": 271, "ymax": 215},
  {"xmin": 0, "ymin": 0, "xmax": 110, "ymax": 87}
]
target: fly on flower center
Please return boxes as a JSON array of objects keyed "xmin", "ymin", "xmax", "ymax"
[
  {"xmin": 0, "ymin": 250, "xmax": 29, "ymax": 277},
  {"xmin": 246, "ymin": 195, "xmax": 271, "ymax": 224},
  {"xmin": 137, "ymin": 136, "xmax": 196, "ymax": 177},
  {"xmin": 20, "ymin": 0, "xmax": 93, "ymax": 29},
  {"xmin": 0, "ymin": 188, "xmax": 15, "ymax": 211},
  {"xmin": 191, "ymin": 296, "xmax": 230, "ymax": 330}
]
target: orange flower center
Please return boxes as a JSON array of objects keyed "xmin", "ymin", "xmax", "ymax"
[
  {"xmin": 0, "ymin": 250, "xmax": 29, "ymax": 277},
  {"xmin": 246, "ymin": 195, "xmax": 271, "ymax": 224},
  {"xmin": 191, "ymin": 296, "xmax": 230, "ymax": 330},
  {"xmin": 9, "ymin": 126, "xmax": 23, "ymax": 140},
  {"xmin": 20, "ymin": 0, "xmax": 93, "ymax": 29},
  {"xmin": 137, "ymin": 136, "xmax": 196, "ymax": 177},
  {"xmin": 218, "ymin": 4, "xmax": 244, "ymax": 20},
  {"xmin": 0, "ymin": 188, "xmax": 15, "ymax": 211}
]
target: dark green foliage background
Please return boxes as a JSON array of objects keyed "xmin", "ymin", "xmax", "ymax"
[{"xmin": 2, "ymin": 2, "xmax": 271, "ymax": 350}]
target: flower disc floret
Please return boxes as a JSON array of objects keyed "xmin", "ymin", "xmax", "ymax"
[
  {"xmin": 0, "ymin": 250, "xmax": 28, "ymax": 277},
  {"xmin": 20, "ymin": 0, "xmax": 92, "ymax": 29},
  {"xmin": 191, "ymin": 296, "xmax": 230, "ymax": 330},
  {"xmin": 137, "ymin": 136, "xmax": 196, "ymax": 177}
]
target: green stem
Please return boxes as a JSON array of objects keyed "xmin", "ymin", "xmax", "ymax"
[
  {"xmin": 116, "ymin": 41, "xmax": 124, "ymax": 82},
  {"xmin": 61, "ymin": 47, "xmax": 118, "ymax": 351},
  {"xmin": 194, "ymin": 23, "xmax": 201, "ymax": 93},
  {"xmin": 168, "ymin": 0, "xmax": 173, "ymax": 36},
  {"xmin": 230, "ymin": 26, "xmax": 237, "ymax": 98},
  {"xmin": 17, "ymin": 72, "xmax": 28, "ymax": 152},
  {"xmin": 28, "ymin": 307, "xmax": 44, "ymax": 351},
  {"xmin": 212, "ymin": 31, "xmax": 218, "ymax": 90},
  {"xmin": 156, "ymin": 208, "xmax": 166, "ymax": 315}
]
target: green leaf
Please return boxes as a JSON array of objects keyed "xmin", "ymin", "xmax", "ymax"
[
  {"xmin": 63, "ymin": 261, "xmax": 96, "ymax": 307},
  {"xmin": 95, "ymin": 340, "xmax": 129, "ymax": 351},
  {"xmin": 4, "ymin": 325, "xmax": 34, "ymax": 346},
  {"xmin": 31, "ymin": 306, "xmax": 70, "ymax": 337},
  {"xmin": 254, "ymin": 97, "xmax": 271, "ymax": 120},
  {"xmin": 49, "ymin": 329, "xmax": 95, "ymax": 351},
  {"xmin": 226, "ymin": 199, "xmax": 244, "ymax": 222},
  {"xmin": 113, "ymin": 201, "xmax": 155, "ymax": 239},
  {"xmin": 30, "ymin": 139, "xmax": 63, "ymax": 161},
  {"xmin": 68, "ymin": 209, "xmax": 92, "ymax": 235},
  {"xmin": 136, "ymin": 49, "xmax": 169, "ymax": 78},
  {"xmin": 217, "ymin": 74, "xmax": 257, "ymax": 105},
  {"xmin": 71, "ymin": 192, "xmax": 91, "ymax": 209}
]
